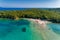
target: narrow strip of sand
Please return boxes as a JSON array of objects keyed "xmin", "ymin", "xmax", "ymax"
[
  {"xmin": 29, "ymin": 19, "xmax": 48, "ymax": 24},
  {"xmin": 28, "ymin": 18, "xmax": 51, "ymax": 29}
]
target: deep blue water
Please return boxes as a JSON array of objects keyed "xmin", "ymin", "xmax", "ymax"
[
  {"xmin": 0, "ymin": 8, "xmax": 27, "ymax": 10},
  {"xmin": 0, "ymin": 8, "xmax": 59, "ymax": 10}
]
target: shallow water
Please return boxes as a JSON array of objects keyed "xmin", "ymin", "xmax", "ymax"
[
  {"xmin": 0, "ymin": 19, "xmax": 60, "ymax": 40},
  {"xmin": 47, "ymin": 23, "xmax": 60, "ymax": 34}
]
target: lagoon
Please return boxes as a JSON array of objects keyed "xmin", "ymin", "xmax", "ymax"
[{"xmin": 0, "ymin": 19, "xmax": 60, "ymax": 40}]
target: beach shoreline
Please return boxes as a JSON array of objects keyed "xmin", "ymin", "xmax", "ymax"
[
  {"xmin": 26, "ymin": 18, "xmax": 52, "ymax": 29},
  {"xmin": 28, "ymin": 18, "xmax": 51, "ymax": 24}
]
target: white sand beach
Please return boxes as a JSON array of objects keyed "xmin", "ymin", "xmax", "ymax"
[{"xmin": 29, "ymin": 19, "xmax": 48, "ymax": 25}]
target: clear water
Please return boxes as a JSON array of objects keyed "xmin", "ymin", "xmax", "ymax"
[
  {"xmin": 47, "ymin": 23, "xmax": 60, "ymax": 34},
  {"xmin": 0, "ymin": 19, "xmax": 60, "ymax": 40}
]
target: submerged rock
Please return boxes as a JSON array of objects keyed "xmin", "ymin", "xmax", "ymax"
[{"xmin": 22, "ymin": 27, "xmax": 26, "ymax": 32}]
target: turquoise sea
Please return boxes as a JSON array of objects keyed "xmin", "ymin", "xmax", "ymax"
[{"xmin": 0, "ymin": 19, "xmax": 60, "ymax": 40}]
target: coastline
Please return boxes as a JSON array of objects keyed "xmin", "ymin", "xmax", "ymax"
[
  {"xmin": 28, "ymin": 18, "xmax": 51, "ymax": 24},
  {"xmin": 27, "ymin": 18, "xmax": 51, "ymax": 29}
]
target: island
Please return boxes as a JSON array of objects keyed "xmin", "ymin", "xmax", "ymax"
[{"xmin": 0, "ymin": 8, "xmax": 60, "ymax": 23}]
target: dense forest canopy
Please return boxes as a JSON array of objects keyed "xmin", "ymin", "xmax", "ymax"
[{"xmin": 0, "ymin": 8, "xmax": 60, "ymax": 23}]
